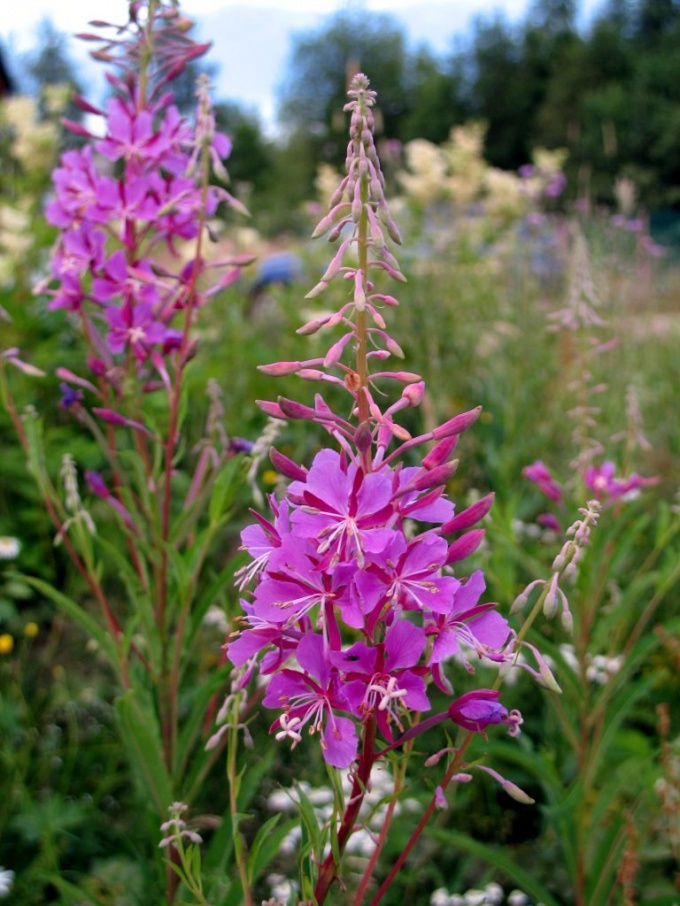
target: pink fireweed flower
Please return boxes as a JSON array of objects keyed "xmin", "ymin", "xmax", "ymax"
[
  {"xmin": 334, "ymin": 620, "xmax": 430, "ymax": 741},
  {"xmin": 583, "ymin": 460, "xmax": 659, "ymax": 502},
  {"xmin": 227, "ymin": 74, "xmax": 526, "ymax": 781},
  {"xmin": 426, "ymin": 570, "xmax": 512, "ymax": 682},
  {"xmin": 523, "ymin": 460, "xmax": 563, "ymax": 503},
  {"xmin": 287, "ymin": 449, "xmax": 396, "ymax": 569},
  {"xmin": 105, "ymin": 301, "xmax": 181, "ymax": 362},
  {"xmin": 263, "ymin": 634, "xmax": 358, "ymax": 768},
  {"xmin": 40, "ymin": 7, "xmax": 245, "ymax": 389}
]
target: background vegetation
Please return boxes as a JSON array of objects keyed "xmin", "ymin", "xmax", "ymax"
[{"xmin": 0, "ymin": 0, "xmax": 679, "ymax": 903}]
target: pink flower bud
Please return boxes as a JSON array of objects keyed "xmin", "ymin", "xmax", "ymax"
[
  {"xmin": 354, "ymin": 271, "xmax": 366, "ymax": 311},
  {"xmin": 440, "ymin": 493, "xmax": 494, "ymax": 533},
  {"xmin": 385, "ymin": 336, "xmax": 404, "ymax": 358},
  {"xmin": 256, "ymin": 400, "xmax": 286, "ymax": 419},
  {"xmin": 398, "ymin": 461, "xmax": 458, "ymax": 497},
  {"xmin": 324, "ymin": 332, "xmax": 353, "ymax": 368},
  {"xmin": 354, "ymin": 421, "xmax": 373, "ymax": 453},
  {"xmin": 432, "ymin": 406, "xmax": 482, "ymax": 439},
  {"xmin": 297, "ymin": 315, "xmax": 333, "ymax": 336},
  {"xmin": 270, "ymin": 448, "xmax": 307, "ymax": 481},
  {"xmin": 421, "ymin": 435, "xmax": 458, "ymax": 471},
  {"xmin": 401, "ymin": 381, "xmax": 425, "ymax": 406},
  {"xmin": 369, "ymin": 293, "xmax": 400, "ymax": 307},
  {"xmin": 258, "ymin": 361, "xmax": 303, "ymax": 376},
  {"xmin": 445, "ymin": 529, "xmax": 486, "ymax": 565},
  {"xmin": 277, "ymin": 397, "xmax": 318, "ymax": 420}
]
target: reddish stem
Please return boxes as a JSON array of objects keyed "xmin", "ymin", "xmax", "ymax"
[{"xmin": 314, "ymin": 716, "xmax": 377, "ymax": 904}]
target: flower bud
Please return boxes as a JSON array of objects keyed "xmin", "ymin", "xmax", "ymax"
[
  {"xmin": 440, "ymin": 493, "xmax": 494, "ymax": 533},
  {"xmin": 445, "ymin": 529, "xmax": 485, "ymax": 565}
]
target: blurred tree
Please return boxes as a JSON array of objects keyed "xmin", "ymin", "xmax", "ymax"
[
  {"xmin": 214, "ymin": 101, "xmax": 273, "ymax": 194},
  {"xmin": 278, "ymin": 9, "xmax": 409, "ymax": 165},
  {"xmin": 526, "ymin": 0, "xmax": 577, "ymax": 33},
  {"xmin": 22, "ymin": 19, "xmax": 82, "ymax": 116},
  {"xmin": 19, "ymin": 18, "xmax": 84, "ymax": 153},
  {"xmin": 636, "ymin": 0, "xmax": 680, "ymax": 42},
  {"xmin": 464, "ymin": 13, "xmax": 532, "ymax": 169},
  {"xmin": 401, "ymin": 47, "xmax": 469, "ymax": 145}
]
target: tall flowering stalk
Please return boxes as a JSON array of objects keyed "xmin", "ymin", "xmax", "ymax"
[
  {"xmin": 0, "ymin": 2, "xmax": 253, "ymax": 900},
  {"xmin": 227, "ymin": 74, "xmax": 546, "ymax": 904}
]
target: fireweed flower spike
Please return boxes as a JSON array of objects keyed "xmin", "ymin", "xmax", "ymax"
[{"xmin": 226, "ymin": 74, "xmax": 538, "ymax": 902}]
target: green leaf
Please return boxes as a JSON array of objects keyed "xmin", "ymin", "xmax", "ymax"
[
  {"xmin": 176, "ymin": 663, "xmax": 232, "ymax": 782},
  {"xmin": 19, "ymin": 574, "xmax": 118, "ymax": 668},
  {"xmin": 94, "ymin": 535, "xmax": 158, "ymax": 668},
  {"xmin": 290, "ymin": 781, "xmax": 323, "ymax": 862},
  {"xmin": 186, "ymin": 556, "xmax": 243, "ymax": 647},
  {"xmin": 246, "ymin": 812, "xmax": 284, "ymax": 882},
  {"xmin": 115, "ymin": 688, "xmax": 173, "ymax": 817},
  {"xmin": 40, "ymin": 874, "xmax": 105, "ymax": 905},
  {"xmin": 209, "ymin": 455, "xmax": 244, "ymax": 526}
]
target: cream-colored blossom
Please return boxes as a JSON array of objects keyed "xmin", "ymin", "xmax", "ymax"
[
  {"xmin": 484, "ymin": 167, "xmax": 526, "ymax": 220},
  {"xmin": 614, "ymin": 176, "xmax": 636, "ymax": 216},
  {"xmin": 398, "ymin": 139, "xmax": 448, "ymax": 206},
  {"xmin": 442, "ymin": 123, "xmax": 487, "ymax": 207},
  {"xmin": 315, "ymin": 162, "xmax": 342, "ymax": 210}
]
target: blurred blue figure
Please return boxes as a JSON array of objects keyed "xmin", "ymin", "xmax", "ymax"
[{"xmin": 248, "ymin": 251, "xmax": 304, "ymax": 314}]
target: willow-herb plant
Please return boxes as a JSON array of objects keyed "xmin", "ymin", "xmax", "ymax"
[
  {"xmin": 224, "ymin": 74, "xmax": 573, "ymax": 906},
  {"xmin": 508, "ymin": 228, "xmax": 680, "ymax": 905},
  {"xmin": 0, "ymin": 2, "xmax": 254, "ymax": 900}
]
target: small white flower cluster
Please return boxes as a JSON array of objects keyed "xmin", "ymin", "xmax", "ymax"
[
  {"xmin": 0, "ymin": 537, "xmax": 20, "ymax": 560},
  {"xmin": 511, "ymin": 519, "xmax": 559, "ymax": 545},
  {"xmin": 158, "ymin": 802, "xmax": 202, "ymax": 850},
  {"xmin": 55, "ymin": 454, "xmax": 96, "ymax": 545},
  {"xmin": 264, "ymin": 873, "xmax": 296, "ymax": 904},
  {"xmin": 557, "ymin": 644, "xmax": 623, "ymax": 685},
  {"xmin": 431, "ymin": 883, "xmax": 539, "ymax": 906},
  {"xmin": 267, "ymin": 764, "xmax": 419, "ymax": 859},
  {"xmin": 247, "ymin": 417, "xmax": 285, "ymax": 506},
  {"xmin": 0, "ymin": 867, "xmax": 14, "ymax": 898}
]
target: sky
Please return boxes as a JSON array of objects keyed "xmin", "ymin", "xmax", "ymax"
[{"xmin": 0, "ymin": 0, "xmax": 601, "ymax": 132}]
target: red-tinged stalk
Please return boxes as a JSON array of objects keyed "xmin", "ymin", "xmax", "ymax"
[
  {"xmin": 368, "ymin": 733, "xmax": 475, "ymax": 906},
  {"xmin": 314, "ymin": 716, "xmax": 377, "ymax": 904}
]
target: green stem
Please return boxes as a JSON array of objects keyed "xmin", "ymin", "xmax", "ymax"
[{"xmin": 227, "ymin": 691, "xmax": 253, "ymax": 906}]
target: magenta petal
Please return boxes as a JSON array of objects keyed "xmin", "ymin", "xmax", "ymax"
[
  {"xmin": 322, "ymin": 715, "xmax": 358, "ymax": 767},
  {"xmin": 399, "ymin": 671, "xmax": 431, "ymax": 711},
  {"xmin": 430, "ymin": 630, "xmax": 460, "ymax": 665},
  {"xmin": 306, "ymin": 449, "xmax": 348, "ymax": 511},
  {"xmin": 470, "ymin": 611, "xmax": 510, "ymax": 649},
  {"xmin": 451, "ymin": 570, "xmax": 485, "ymax": 614},
  {"xmin": 296, "ymin": 633, "xmax": 330, "ymax": 686},
  {"xmin": 385, "ymin": 620, "xmax": 425, "ymax": 670}
]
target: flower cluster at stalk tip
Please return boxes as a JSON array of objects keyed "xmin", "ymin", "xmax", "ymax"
[
  {"xmin": 226, "ymin": 74, "xmax": 527, "ymax": 769},
  {"xmin": 37, "ymin": 4, "xmax": 249, "ymax": 392}
]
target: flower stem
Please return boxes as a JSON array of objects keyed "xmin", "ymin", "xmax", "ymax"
[{"xmin": 314, "ymin": 716, "xmax": 377, "ymax": 904}]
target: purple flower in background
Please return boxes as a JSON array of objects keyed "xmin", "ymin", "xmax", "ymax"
[
  {"xmin": 584, "ymin": 460, "xmax": 658, "ymax": 502},
  {"xmin": 523, "ymin": 460, "xmax": 563, "ymax": 503},
  {"xmin": 58, "ymin": 382, "xmax": 84, "ymax": 409},
  {"xmin": 106, "ymin": 301, "xmax": 180, "ymax": 361}
]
